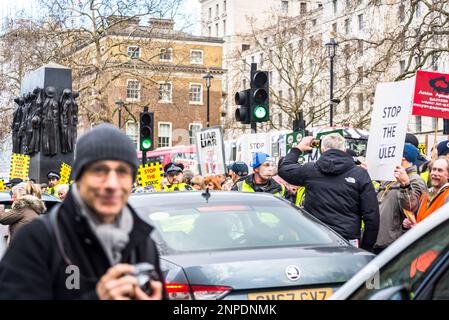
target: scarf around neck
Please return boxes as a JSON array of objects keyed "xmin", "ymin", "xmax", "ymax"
[{"xmin": 71, "ymin": 184, "xmax": 134, "ymax": 265}]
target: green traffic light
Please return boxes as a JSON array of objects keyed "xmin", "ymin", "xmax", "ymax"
[
  {"xmin": 141, "ymin": 139, "xmax": 152, "ymax": 150},
  {"xmin": 254, "ymin": 105, "xmax": 268, "ymax": 119}
]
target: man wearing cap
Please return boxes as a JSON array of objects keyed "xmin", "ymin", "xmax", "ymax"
[
  {"xmin": 163, "ymin": 162, "xmax": 193, "ymax": 192},
  {"xmin": 47, "ymin": 171, "xmax": 60, "ymax": 197},
  {"xmin": 278, "ymin": 133, "xmax": 379, "ymax": 252},
  {"xmin": 0, "ymin": 124, "xmax": 164, "ymax": 300},
  {"xmin": 232, "ymin": 153, "xmax": 286, "ymax": 198},
  {"xmin": 373, "ymin": 143, "xmax": 427, "ymax": 254},
  {"xmin": 222, "ymin": 161, "xmax": 249, "ymax": 191}
]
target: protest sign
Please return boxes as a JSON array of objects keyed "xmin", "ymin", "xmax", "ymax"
[
  {"xmin": 9, "ymin": 153, "xmax": 30, "ymax": 181},
  {"xmin": 239, "ymin": 133, "xmax": 271, "ymax": 169},
  {"xmin": 173, "ymin": 158, "xmax": 199, "ymax": 175},
  {"xmin": 137, "ymin": 162, "xmax": 164, "ymax": 190},
  {"xmin": 366, "ymin": 79, "xmax": 414, "ymax": 181},
  {"xmin": 285, "ymin": 130, "xmax": 305, "ymax": 154},
  {"xmin": 412, "ymin": 70, "xmax": 449, "ymax": 119},
  {"xmin": 418, "ymin": 143, "xmax": 427, "ymax": 156},
  {"xmin": 0, "ymin": 179, "xmax": 5, "ymax": 191},
  {"xmin": 59, "ymin": 163, "xmax": 72, "ymax": 185},
  {"xmin": 195, "ymin": 126, "xmax": 226, "ymax": 175}
]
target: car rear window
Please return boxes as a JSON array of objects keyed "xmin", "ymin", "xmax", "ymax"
[{"xmin": 131, "ymin": 196, "xmax": 344, "ymax": 253}]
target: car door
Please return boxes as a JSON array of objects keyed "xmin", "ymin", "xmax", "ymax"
[{"xmin": 414, "ymin": 251, "xmax": 449, "ymax": 300}]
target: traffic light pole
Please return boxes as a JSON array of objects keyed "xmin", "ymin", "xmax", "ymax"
[{"xmin": 142, "ymin": 151, "xmax": 147, "ymax": 166}]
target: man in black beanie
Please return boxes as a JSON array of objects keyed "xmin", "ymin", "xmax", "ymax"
[{"xmin": 0, "ymin": 124, "xmax": 164, "ymax": 300}]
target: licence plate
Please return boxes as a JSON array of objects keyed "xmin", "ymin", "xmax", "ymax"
[{"xmin": 248, "ymin": 288, "xmax": 333, "ymax": 300}]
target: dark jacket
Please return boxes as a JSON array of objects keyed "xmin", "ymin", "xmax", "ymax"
[
  {"xmin": 278, "ymin": 148, "xmax": 379, "ymax": 251},
  {"xmin": 0, "ymin": 195, "xmax": 46, "ymax": 242},
  {"xmin": 231, "ymin": 174, "xmax": 284, "ymax": 196},
  {"xmin": 0, "ymin": 189, "xmax": 163, "ymax": 299}
]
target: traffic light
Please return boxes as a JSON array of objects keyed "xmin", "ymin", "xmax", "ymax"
[
  {"xmin": 235, "ymin": 89, "xmax": 251, "ymax": 124},
  {"xmin": 140, "ymin": 109, "xmax": 154, "ymax": 151},
  {"xmin": 250, "ymin": 70, "xmax": 269, "ymax": 122}
]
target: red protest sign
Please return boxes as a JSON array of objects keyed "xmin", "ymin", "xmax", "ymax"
[{"xmin": 412, "ymin": 70, "xmax": 449, "ymax": 119}]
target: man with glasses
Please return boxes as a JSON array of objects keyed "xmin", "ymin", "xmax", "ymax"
[{"xmin": 0, "ymin": 124, "xmax": 164, "ymax": 300}]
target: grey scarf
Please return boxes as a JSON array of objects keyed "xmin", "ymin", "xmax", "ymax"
[{"xmin": 71, "ymin": 184, "xmax": 133, "ymax": 265}]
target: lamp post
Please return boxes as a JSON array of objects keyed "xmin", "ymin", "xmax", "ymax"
[
  {"xmin": 325, "ymin": 37, "xmax": 338, "ymax": 127},
  {"xmin": 115, "ymin": 99, "xmax": 124, "ymax": 129},
  {"xmin": 203, "ymin": 71, "xmax": 213, "ymax": 128}
]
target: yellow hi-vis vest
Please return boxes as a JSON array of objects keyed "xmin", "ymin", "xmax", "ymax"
[
  {"xmin": 295, "ymin": 187, "xmax": 305, "ymax": 207},
  {"xmin": 236, "ymin": 180, "xmax": 286, "ymax": 198},
  {"xmin": 163, "ymin": 183, "xmax": 192, "ymax": 192},
  {"xmin": 420, "ymin": 170, "xmax": 429, "ymax": 185}
]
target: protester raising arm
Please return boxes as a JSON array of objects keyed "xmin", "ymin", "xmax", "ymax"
[{"xmin": 278, "ymin": 136, "xmax": 315, "ymax": 186}]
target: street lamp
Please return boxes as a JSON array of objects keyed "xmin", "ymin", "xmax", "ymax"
[
  {"xmin": 115, "ymin": 99, "xmax": 124, "ymax": 129},
  {"xmin": 203, "ymin": 71, "xmax": 214, "ymax": 128},
  {"xmin": 325, "ymin": 36, "xmax": 338, "ymax": 126}
]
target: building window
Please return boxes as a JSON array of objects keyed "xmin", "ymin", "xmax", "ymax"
[
  {"xmin": 300, "ymin": 2, "xmax": 307, "ymax": 14},
  {"xmin": 278, "ymin": 113, "xmax": 283, "ymax": 127},
  {"xmin": 243, "ymin": 79, "xmax": 247, "ymax": 88},
  {"xmin": 260, "ymin": 53, "xmax": 264, "ymax": 67},
  {"xmin": 432, "ymin": 117, "xmax": 437, "ymax": 130},
  {"xmin": 223, "ymin": 1, "xmax": 227, "ymax": 12},
  {"xmin": 126, "ymin": 80, "xmax": 140, "ymax": 101},
  {"xmin": 215, "ymin": 23, "xmax": 219, "ymax": 37},
  {"xmin": 398, "ymin": 4, "xmax": 405, "ymax": 22},
  {"xmin": 288, "ymin": 88, "xmax": 293, "ymax": 101},
  {"xmin": 357, "ymin": 40, "xmax": 363, "ymax": 55},
  {"xmin": 345, "ymin": 96, "xmax": 350, "ymax": 113},
  {"xmin": 216, "ymin": 3, "xmax": 219, "ymax": 16},
  {"xmin": 126, "ymin": 121, "xmax": 138, "ymax": 150},
  {"xmin": 416, "ymin": 2, "xmax": 422, "ymax": 17},
  {"xmin": 358, "ymin": 93, "xmax": 363, "ymax": 111},
  {"xmin": 282, "ymin": 1, "xmax": 289, "ymax": 14},
  {"xmin": 400, "ymin": 60, "xmax": 406, "ymax": 73},
  {"xmin": 358, "ymin": 14, "xmax": 364, "ymax": 30},
  {"xmin": 432, "ymin": 54, "xmax": 438, "ymax": 71},
  {"xmin": 357, "ymin": 66, "xmax": 363, "ymax": 82},
  {"xmin": 208, "ymin": 7, "xmax": 212, "ymax": 19},
  {"xmin": 189, "ymin": 83, "xmax": 203, "ymax": 104},
  {"xmin": 251, "ymin": 56, "xmax": 255, "ymax": 64},
  {"xmin": 190, "ymin": 50, "xmax": 203, "ymax": 64},
  {"xmin": 242, "ymin": 44, "xmax": 250, "ymax": 51},
  {"xmin": 332, "ymin": 23, "xmax": 337, "ymax": 33},
  {"xmin": 127, "ymin": 46, "xmax": 140, "ymax": 59},
  {"xmin": 278, "ymin": 90, "xmax": 283, "ymax": 102},
  {"xmin": 189, "ymin": 123, "xmax": 202, "ymax": 145},
  {"xmin": 312, "ymin": 19, "xmax": 317, "ymax": 26},
  {"xmin": 415, "ymin": 116, "xmax": 422, "ymax": 133},
  {"xmin": 158, "ymin": 82, "xmax": 172, "ymax": 102},
  {"xmin": 344, "ymin": 18, "xmax": 350, "ymax": 34},
  {"xmin": 333, "ymin": 0, "xmax": 338, "ymax": 14},
  {"xmin": 158, "ymin": 123, "xmax": 172, "ymax": 148},
  {"xmin": 160, "ymin": 48, "xmax": 173, "ymax": 61},
  {"xmin": 242, "ymin": 59, "xmax": 247, "ymax": 71},
  {"xmin": 269, "ymin": 71, "xmax": 273, "ymax": 83},
  {"xmin": 208, "ymin": 26, "xmax": 211, "ymax": 36},
  {"xmin": 345, "ymin": 72, "xmax": 350, "ymax": 86},
  {"xmin": 223, "ymin": 19, "xmax": 226, "ymax": 35}
]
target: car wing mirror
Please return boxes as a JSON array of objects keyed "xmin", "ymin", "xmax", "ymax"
[{"xmin": 369, "ymin": 286, "xmax": 411, "ymax": 300}]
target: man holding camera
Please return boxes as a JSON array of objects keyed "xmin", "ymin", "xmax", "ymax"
[
  {"xmin": 278, "ymin": 133, "xmax": 379, "ymax": 252},
  {"xmin": 0, "ymin": 124, "xmax": 164, "ymax": 300}
]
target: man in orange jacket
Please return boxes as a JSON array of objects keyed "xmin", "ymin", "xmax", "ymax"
[{"xmin": 403, "ymin": 157, "xmax": 449, "ymax": 229}]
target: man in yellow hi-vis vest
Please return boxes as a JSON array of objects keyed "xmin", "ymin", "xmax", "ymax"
[
  {"xmin": 232, "ymin": 153, "xmax": 286, "ymax": 198},
  {"xmin": 162, "ymin": 162, "xmax": 193, "ymax": 192}
]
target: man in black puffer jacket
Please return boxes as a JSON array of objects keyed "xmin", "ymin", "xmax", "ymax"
[{"xmin": 278, "ymin": 133, "xmax": 379, "ymax": 252}]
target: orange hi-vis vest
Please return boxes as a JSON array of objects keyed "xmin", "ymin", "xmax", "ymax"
[{"xmin": 417, "ymin": 184, "xmax": 449, "ymax": 223}]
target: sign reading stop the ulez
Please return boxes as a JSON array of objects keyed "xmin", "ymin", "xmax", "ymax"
[{"xmin": 412, "ymin": 70, "xmax": 449, "ymax": 119}]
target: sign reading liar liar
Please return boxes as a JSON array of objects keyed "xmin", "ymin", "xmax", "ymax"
[{"xmin": 366, "ymin": 79, "xmax": 414, "ymax": 181}]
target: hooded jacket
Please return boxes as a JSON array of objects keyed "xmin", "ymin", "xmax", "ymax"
[
  {"xmin": 0, "ymin": 195, "xmax": 46, "ymax": 242},
  {"xmin": 278, "ymin": 148, "xmax": 379, "ymax": 251},
  {"xmin": 0, "ymin": 188, "xmax": 164, "ymax": 299}
]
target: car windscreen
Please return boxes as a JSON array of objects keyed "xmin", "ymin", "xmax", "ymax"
[{"xmin": 131, "ymin": 196, "xmax": 345, "ymax": 253}]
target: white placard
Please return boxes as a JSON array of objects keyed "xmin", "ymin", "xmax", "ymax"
[
  {"xmin": 366, "ymin": 79, "xmax": 414, "ymax": 181},
  {"xmin": 239, "ymin": 133, "xmax": 271, "ymax": 170},
  {"xmin": 195, "ymin": 126, "xmax": 226, "ymax": 176}
]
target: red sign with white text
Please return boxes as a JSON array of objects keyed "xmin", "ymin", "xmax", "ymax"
[{"xmin": 412, "ymin": 70, "xmax": 449, "ymax": 119}]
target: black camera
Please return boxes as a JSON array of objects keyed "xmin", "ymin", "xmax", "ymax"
[{"xmin": 132, "ymin": 262, "xmax": 160, "ymax": 295}]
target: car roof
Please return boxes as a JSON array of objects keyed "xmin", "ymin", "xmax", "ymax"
[
  {"xmin": 331, "ymin": 202, "xmax": 449, "ymax": 299},
  {"xmin": 0, "ymin": 191, "xmax": 61, "ymax": 203}
]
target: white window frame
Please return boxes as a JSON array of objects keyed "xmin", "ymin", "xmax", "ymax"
[
  {"xmin": 158, "ymin": 122, "xmax": 172, "ymax": 148},
  {"xmin": 190, "ymin": 49, "xmax": 204, "ymax": 64},
  {"xmin": 125, "ymin": 120, "xmax": 139, "ymax": 150},
  {"xmin": 189, "ymin": 123, "xmax": 203, "ymax": 145},
  {"xmin": 159, "ymin": 48, "xmax": 173, "ymax": 62},
  {"xmin": 127, "ymin": 46, "xmax": 140, "ymax": 59},
  {"xmin": 126, "ymin": 79, "xmax": 141, "ymax": 102},
  {"xmin": 189, "ymin": 83, "xmax": 203, "ymax": 105},
  {"xmin": 158, "ymin": 81, "xmax": 173, "ymax": 103}
]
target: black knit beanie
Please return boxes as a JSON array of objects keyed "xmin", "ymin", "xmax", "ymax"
[{"xmin": 73, "ymin": 123, "xmax": 139, "ymax": 181}]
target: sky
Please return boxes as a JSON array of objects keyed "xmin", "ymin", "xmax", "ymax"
[{"xmin": 0, "ymin": 0, "xmax": 201, "ymax": 34}]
